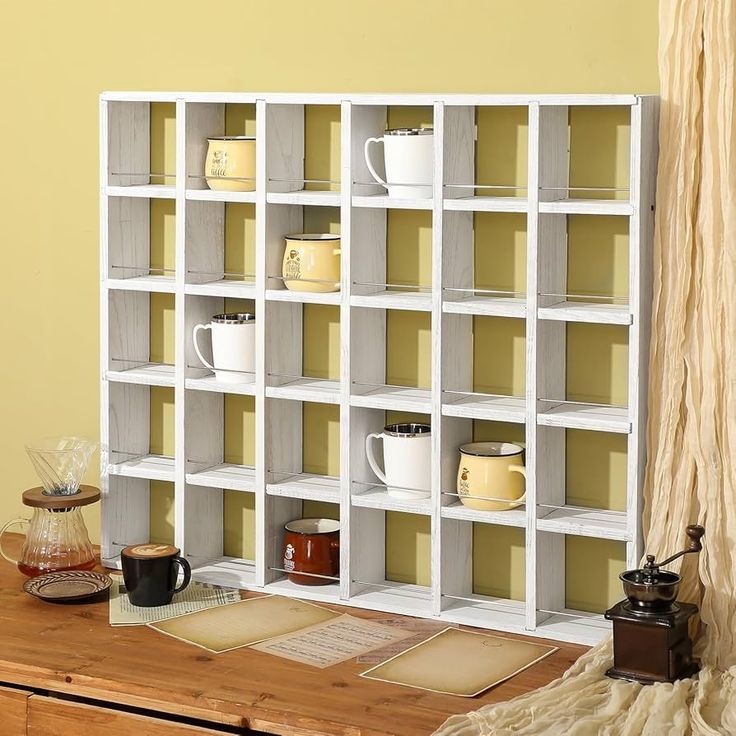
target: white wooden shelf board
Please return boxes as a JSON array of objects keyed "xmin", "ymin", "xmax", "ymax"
[
  {"xmin": 537, "ymin": 402, "xmax": 631, "ymax": 433},
  {"xmin": 265, "ymin": 288, "xmax": 341, "ymax": 306},
  {"xmin": 104, "ymin": 184, "xmax": 176, "ymax": 199},
  {"xmin": 185, "ymin": 189, "xmax": 256, "ymax": 203},
  {"xmin": 352, "ymin": 194, "xmax": 433, "ymax": 210},
  {"xmin": 189, "ymin": 556, "xmax": 257, "ymax": 589},
  {"xmin": 265, "ymin": 577, "xmax": 341, "ymax": 604},
  {"xmin": 351, "ymin": 484, "xmax": 432, "ymax": 515},
  {"xmin": 266, "ymin": 377, "xmax": 341, "ymax": 404},
  {"xmin": 538, "ymin": 199, "xmax": 633, "ymax": 216},
  {"xmin": 351, "ymin": 290, "xmax": 432, "ymax": 312},
  {"xmin": 537, "ymin": 506, "xmax": 629, "ymax": 541},
  {"xmin": 108, "ymin": 454, "xmax": 175, "ymax": 482},
  {"xmin": 538, "ymin": 302, "xmax": 631, "ymax": 325},
  {"xmin": 534, "ymin": 610, "xmax": 612, "ymax": 646},
  {"xmin": 186, "ymin": 463, "xmax": 256, "ymax": 492},
  {"xmin": 105, "ymin": 276, "xmax": 176, "ymax": 294},
  {"xmin": 348, "ymin": 582, "xmax": 432, "ymax": 617},
  {"xmin": 442, "ymin": 393, "xmax": 526, "ymax": 423},
  {"xmin": 267, "ymin": 190, "xmax": 341, "ymax": 207},
  {"xmin": 443, "ymin": 296, "xmax": 526, "ymax": 318},
  {"xmin": 106, "ymin": 363, "xmax": 175, "ymax": 387},
  {"xmin": 443, "ymin": 196, "xmax": 528, "ymax": 213},
  {"xmin": 266, "ymin": 473, "xmax": 340, "ymax": 502},
  {"xmin": 185, "ymin": 280, "xmax": 256, "ymax": 299},
  {"xmin": 351, "ymin": 385, "xmax": 432, "ymax": 413},
  {"xmin": 440, "ymin": 594, "xmax": 528, "ymax": 632},
  {"xmin": 440, "ymin": 500, "xmax": 527, "ymax": 528},
  {"xmin": 185, "ymin": 375, "xmax": 256, "ymax": 396}
]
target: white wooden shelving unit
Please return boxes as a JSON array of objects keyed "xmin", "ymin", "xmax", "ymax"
[{"xmin": 100, "ymin": 91, "xmax": 658, "ymax": 645}]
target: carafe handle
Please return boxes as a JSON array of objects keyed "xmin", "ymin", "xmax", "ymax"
[
  {"xmin": 192, "ymin": 323, "xmax": 216, "ymax": 372},
  {"xmin": 0, "ymin": 518, "xmax": 29, "ymax": 566},
  {"xmin": 364, "ymin": 137, "xmax": 388, "ymax": 188},
  {"xmin": 365, "ymin": 433, "xmax": 388, "ymax": 485}
]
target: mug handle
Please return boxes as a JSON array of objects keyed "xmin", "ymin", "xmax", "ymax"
[
  {"xmin": 192, "ymin": 323, "xmax": 216, "ymax": 371},
  {"xmin": 172, "ymin": 555, "xmax": 192, "ymax": 594},
  {"xmin": 0, "ymin": 518, "xmax": 29, "ymax": 566},
  {"xmin": 364, "ymin": 137, "xmax": 388, "ymax": 188},
  {"xmin": 508, "ymin": 465, "xmax": 527, "ymax": 503},
  {"xmin": 365, "ymin": 433, "xmax": 388, "ymax": 485}
]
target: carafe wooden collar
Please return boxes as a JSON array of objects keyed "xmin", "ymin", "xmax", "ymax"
[{"xmin": 22, "ymin": 485, "xmax": 100, "ymax": 509}]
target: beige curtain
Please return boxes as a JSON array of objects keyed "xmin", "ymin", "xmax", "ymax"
[{"xmin": 435, "ymin": 1, "xmax": 736, "ymax": 733}]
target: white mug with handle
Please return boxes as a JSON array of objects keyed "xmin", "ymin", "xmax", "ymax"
[
  {"xmin": 365, "ymin": 423, "xmax": 431, "ymax": 500},
  {"xmin": 192, "ymin": 313, "xmax": 256, "ymax": 384},
  {"xmin": 364, "ymin": 128, "xmax": 434, "ymax": 199}
]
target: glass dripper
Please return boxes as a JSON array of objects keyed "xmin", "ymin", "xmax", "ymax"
[{"xmin": 25, "ymin": 436, "xmax": 97, "ymax": 495}]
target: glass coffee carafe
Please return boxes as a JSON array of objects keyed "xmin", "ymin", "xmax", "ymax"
[{"xmin": 0, "ymin": 437, "xmax": 99, "ymax": 577}]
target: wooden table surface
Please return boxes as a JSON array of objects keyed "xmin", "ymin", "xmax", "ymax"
[{"xmin": 0, "ymin": 535, "xmax": 587, "ymax": 735}]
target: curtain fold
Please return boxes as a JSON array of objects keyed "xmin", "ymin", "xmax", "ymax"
[{"xmin": 435, "ymin": 1, "xmax": 736, "ymax": 732}]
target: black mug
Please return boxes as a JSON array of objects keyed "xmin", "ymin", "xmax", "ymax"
[{"xmin": 121, "ymin": 544, "xmax": 191, "ymax": 607}]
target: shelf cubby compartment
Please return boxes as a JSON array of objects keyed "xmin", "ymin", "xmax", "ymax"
[
  {"xmin": 441, "ymin": 313, "xmax": 526, "ymax": 423},
  {"xmin": 264, "ymin": 398, "xmax": 340, "ymax": 504},
  {"xmin": 442, "ymin": 209, "xmax": 527, "ymax": 318},
  {"xmin": 105, "ymin": 192, "xmax": 176, "ymax": 291},
  {"xmin": 534, "ymin": 426, "xmax": 629, "ymax": 542},
  {"xmin": 439, "ymin": 416, "xmax": 527, "ymax": 528},
  {"xmin": 184, "ymin": 294, "xmax": 256, "ymax": 395},
  {"xmin": 106, "ymin": 382, "xmax": 175, "ymax": 486},
  {"xmin": 106, "ymin": 289, "xmax": 175, "ymax": 386},
  {"xmin": 350, "ymin": 103, "xmax": 434, "ymax": 211},
  {"xmin": 349, "ymin": 507, "xmax": 433, "ymax": 617},
  {"xmin": 264, "ymin": 103, "xmax": 341, "ymax": 206},
  {"xmin": 442, "ymin": 103, "xmax": 529, "ymax": 213},
  {"xmin": 264, "ymin": 202, "xmax": 342, "ymax": 305},
  {"xmin": 184, "ymin": 198, "xmax": 256, "ymax": 299},
  {"xmin": 263, "ymin": 495, "xmax": 341, "ymax": 602},
  {"xmin": 350, "ymin": 205, "xmax": 432, "ymax": 311},
  {"xmin": 350, "ymin": 307, "xmax": 432, "ymax": 413},
  {"xmin": 349, "ymin": 406, "xmax": 432, "ymax": 516},
  {"xmin": 535, "ymin": 319, "xmax": 630, "ymax": 434},
  {"xmin": 264, "ymin": 299, "xmax": 341, "ymax": 405},
  {"xmin": 536, "ymin": 212, "xmax": 631, "ymax": 326},
  {"xmin": 440, "ymin": 518, "xmax": 527, "ymax": 633},
  {"xmin": 104, "ymin": 99, "xmax": 176, "ymax": 199},
  {"xmin": 533, "ymin": 531, "xmax": 625, "ymax": 645},
  {"xmin": 537, "ymin": 104, "xmax": 633, "ymax": 216},
  {"xmin": 184, "ymin": 100, "xmax": 257, "ymax": 203},
  {"xmin": 101, "ymin": 476, "xmax": 176, "ymax": 567}
]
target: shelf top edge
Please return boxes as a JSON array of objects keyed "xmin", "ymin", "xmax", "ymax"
[{"xmin": 100, "ymin": 91, "xmax": 654, "ymax": 106}]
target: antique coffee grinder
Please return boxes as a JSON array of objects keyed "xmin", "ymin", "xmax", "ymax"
[{"xmin": 605, "ymin": 524, "xmax": 704, "ymax": 685}]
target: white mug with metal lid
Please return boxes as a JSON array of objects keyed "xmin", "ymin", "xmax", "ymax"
[
  {"xmin": 364, "ymin": 128, "xmax": 434, "ymax": 199},
  {"xmin": 192, "ymin": 313, "xmax": 256, "ymax": 384},
  {"xmin": 365, "ymin": 423, "xmax": 432, "ymax": 499}
]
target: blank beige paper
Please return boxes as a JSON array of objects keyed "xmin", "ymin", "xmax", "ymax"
[
  {"xmin": 149, "ymin": 595, "xmax": 339, "ymax": 653},
  {"xmin": 361, "ymin": 627, "xmax": 558, "ymax": 697}
]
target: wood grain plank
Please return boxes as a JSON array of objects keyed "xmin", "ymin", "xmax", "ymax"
[{"xmin": 0, "ymin": 685, "xmax": 30, "ymax": 736}]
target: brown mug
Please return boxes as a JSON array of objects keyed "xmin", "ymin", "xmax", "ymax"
[{"xmin": 282, "ymin": 518, "xmax": 340, "ymax": 586}]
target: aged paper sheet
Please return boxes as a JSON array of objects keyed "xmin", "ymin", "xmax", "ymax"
[
  {"xmin": 356, "ymin": 617, "xmax": 447, "ymax": 664},
  {"xmin": 108, "ymin": 575, "xmax": 241, "ymax": 626},
  {"xmin": 250, "ymin": 614, "xmax": 414, "ymax": 668},
  {"xmin": 148, "ymin": 595, "xmax": 339, "ymax": 653},
  {"xmin": 361, "ymin": 627, "xmax": 558, "ymax": 697}
]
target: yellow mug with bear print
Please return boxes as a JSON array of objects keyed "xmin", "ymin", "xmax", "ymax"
[
  {"xmin": 457, "ymin": 442, "xmax": 526, "ymax": 511},
  {"xmin": 282, "ymin": 234, "xmax": 341, "ymax": 293}
]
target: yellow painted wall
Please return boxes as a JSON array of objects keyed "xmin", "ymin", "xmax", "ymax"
[{"xmin": 0, "ymin": 0, "xmax": 656, "ymax": 615}]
